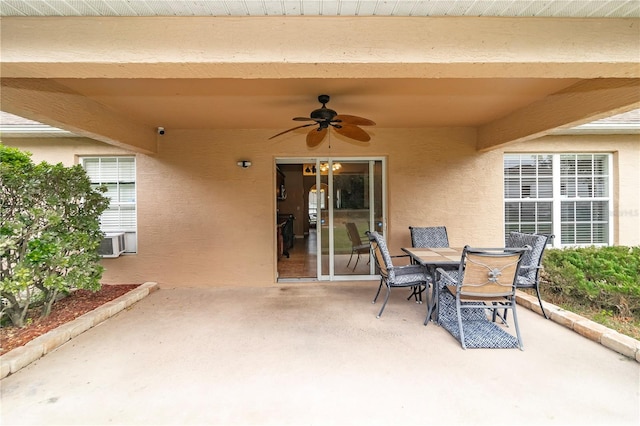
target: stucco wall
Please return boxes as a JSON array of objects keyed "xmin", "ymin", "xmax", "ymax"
[{"xmin": 4, "ymin": 130, "xmax": 639, "ymax": 287}]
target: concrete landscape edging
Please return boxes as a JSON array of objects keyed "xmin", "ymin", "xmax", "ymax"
[
  {"xmin": 1, "ymin": 283, "xmax": 638, "ymax": 380},
  {"xmin": 515, "ymin": 291, "xmax": 640, "ymax": 363},
  {"xmin": 0, "ymin": 282, "xmax": 159, "ymax": 379}
]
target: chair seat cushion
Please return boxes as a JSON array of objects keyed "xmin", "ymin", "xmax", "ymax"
[
  {"xmin": 390, "ymin": 264, "xmax": 430, "ymax": 286},
  {"xmin": 515, "ymin": 276, "xmax": 535, "ymax": 288}
]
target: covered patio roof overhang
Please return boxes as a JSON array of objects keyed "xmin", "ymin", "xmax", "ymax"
[{"xmin": 1, "ymin": 15, "xmax": 639, "ymax": 154}]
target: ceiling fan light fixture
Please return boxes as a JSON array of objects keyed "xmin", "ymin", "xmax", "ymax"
[{"xmin": 318, "ymin": 162, "xmax": 342, "ymax": 173}]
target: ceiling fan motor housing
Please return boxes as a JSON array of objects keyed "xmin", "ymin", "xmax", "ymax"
[
  {"xmin": 310, "ymin": 94, "xmax": 337, "ymax": 121},
  {"xmin": 310, "ymin": 107, "xmax": 337, "ymax": 121}
]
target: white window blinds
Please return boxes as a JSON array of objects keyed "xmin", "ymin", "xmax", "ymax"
[
  {"xmin": 504, "ymin": 153, "xmax": 611, "ymax": 247},
  {"xmin": 82, "ymin": 157, "xmax": 137, "ymax": 233}
]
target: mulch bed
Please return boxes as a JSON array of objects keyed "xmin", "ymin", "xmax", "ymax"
[{"xmin": 0, "ymin": 284, "xmax": 141, "ymax": 355}]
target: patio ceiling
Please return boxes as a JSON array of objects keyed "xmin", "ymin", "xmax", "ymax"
[{"xmin": 1, "ymin": 1, "xmax": 639, "ymax": 154}]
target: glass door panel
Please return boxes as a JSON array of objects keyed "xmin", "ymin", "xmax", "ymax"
[
  {"xmin": 318, "ymin": 159, "xmax": 384, "ymax": 279},
  {"xmin": 319, "ymin": 168, "xmax": 330, "ymax": 277}
]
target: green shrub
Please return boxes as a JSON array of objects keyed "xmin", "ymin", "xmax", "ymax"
[
  {"xmin": 541, "ymin": 246, "xmax": 640, "ymax": 318},
  {"xmin": 0, "ymin": 144, "xmax": 110, "ymax": 327}
]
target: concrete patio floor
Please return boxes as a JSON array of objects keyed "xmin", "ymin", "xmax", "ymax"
[{"xmin": 1, "ymin": 283, "xmax": 639, "ymax": 425}]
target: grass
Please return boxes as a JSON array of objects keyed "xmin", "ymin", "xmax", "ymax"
[{"xmin": 536, "ymin": 286, "xmax": 640, "ymax": 341}]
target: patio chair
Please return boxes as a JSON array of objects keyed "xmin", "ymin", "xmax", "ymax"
[
  {"xmin": 504, "ymin": 232, "xmax": 554, "ymax": 319},
  {"xmin": 409, "ymin": 226, "xmax": 449, "ymax": 248},
  {"xmin": 345, "ymin": 222, "xmax": 370, "ymax": 271},
  {"xmin": 408, "ymin": 226, "xmax": 450, "ymax": 302},
  {"xmin": 366, "ymin": 231, "xmax": 431, "ymax": 318},
  {"xmin": 438, "ymin": 246, "xmax": 529, "ymax": 350}
]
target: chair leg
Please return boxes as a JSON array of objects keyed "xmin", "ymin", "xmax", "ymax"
[
  {"xmin": 504, "ymin": 287, "xmax": 549, "ymax": 320},
  {"xmin": 372, "ymin": 278, "xmax": 383, "ymax": 303},
  {"xmin": 407, "ymin": 284, "xmax": 426, "ymax": 303},
  {"xmin": 456, "ymin": 297, "xmax": 467, "ymax": 349},
  {"xmin": 535, "ymin": 286, "xmax": 550, "ymax": 319},
  {"xmin": 424, "ymin": 282, "xmax": 439, "ymax": 326},
  {"xmin": 353, "ymin": 253, "xmax": 360, "ymax": 271},
  {"xmin": 376, "ymin": 285, "xmax": 391, "ymax": 318},
  {"xmin": 510, "ymin": 303, "xmax": 524, "ymax": 350},
  {"xmin": 491, "ymin": 303, "xmax": 509, "ymax": 326},
  {"xmin": 347, "ymin": 250, "xmax": 355, "ymax": 268}
]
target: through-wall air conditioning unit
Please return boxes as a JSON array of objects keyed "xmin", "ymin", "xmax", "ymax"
[{"xmin": 98, "ymin": 232, "xmax": 126, "ymax": 258}]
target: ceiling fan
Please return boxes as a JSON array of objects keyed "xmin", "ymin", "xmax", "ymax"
[{"xmin": 268, "ymin": 95, "xmax": 376, "ymax": 147}]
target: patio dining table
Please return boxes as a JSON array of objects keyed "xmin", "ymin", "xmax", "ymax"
[{"xmin": 401, "ymin": 247, "xmax": 463, "ymax": 325}]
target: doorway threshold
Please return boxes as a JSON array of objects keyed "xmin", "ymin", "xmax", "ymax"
[{"xmin": 277, "ymin": 278, "xmax": 320, "ymax": 283}]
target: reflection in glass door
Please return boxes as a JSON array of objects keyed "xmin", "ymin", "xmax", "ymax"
[{"xmin": 318, "ymin": 159, "xmax": 385, "ymax": 280}]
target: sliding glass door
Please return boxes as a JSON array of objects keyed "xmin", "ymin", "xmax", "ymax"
[
  {"xmin": 276, "ymin": 157, "xmax": 385, "ymax": 281},
  {"xmin": 318, "ymin": 158, "xmax": 385, "ymax": 280}
]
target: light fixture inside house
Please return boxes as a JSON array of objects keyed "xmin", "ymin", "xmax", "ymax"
[
  {"xmin": 237, "ymin": 160, "xmax": 252, "ymax": 168},
  {"xmin": 319, "ymin": 162, "xmax": 341, "ymax": 173}
]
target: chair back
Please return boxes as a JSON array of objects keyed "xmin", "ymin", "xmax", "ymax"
[
  {"xmin": 346, "ymin": 222, "xmax": 364, "ymax": 246},
  {"xmin": 506, "ymin": 232, "xmax": 552, "ymax": 282},
  {"xmin": 409, "ymin": 226, "xmax": 449, "ymax": 248},
  {"xmin": 459, "ymin": 246, "xmax": 528, "ymax": 297},
  {"xmin": 366, "ymin": 231, "xmax": 393, "ymax": 277}
]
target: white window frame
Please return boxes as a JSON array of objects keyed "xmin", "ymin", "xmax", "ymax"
[
  {"xmin": 81, "ymin": 156, "xmax": 137, "ymax": 253},
  {"xmin": 504, "ymin": 153, "xmax": 613, "ymax": 248}
]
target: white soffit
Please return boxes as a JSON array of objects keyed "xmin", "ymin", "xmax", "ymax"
[
  {"xmin": 1, "ymin": 0, "xmax": 639, "ymax": 18},
  {"xmin": 0, "ymin": 111, "xmax": 75, "ymax": 137},
  {"xmin": 553, "ymin": 109, "xmax": 640, "ymax": 134}
]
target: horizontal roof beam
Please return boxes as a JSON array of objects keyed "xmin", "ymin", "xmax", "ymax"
[
  {"xmin": 477, "ymin": 78, "xmax": 640, "ymax": 151},
  {"xmin": 1, "ymin": 79, "xmax": 157, "ymax": 155},
  {"xmin": 2, "ymin": 17, "xmax": 639, "ymax": 79}
]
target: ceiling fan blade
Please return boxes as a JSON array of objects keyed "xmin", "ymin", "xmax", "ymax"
[
  {"xmin": 306, "ymin": 127, "xmax": 327, "ymax": 147},
  {"xmin": 293, "ymin": 117, "xmax": 322, "ymax": 122},
  {"xmin": 268, "ymin": 123, "xmax": 316, "ymax": 140},
  {"xmin": 334, "ymin": 124, "xmax": 371, "ymax": 142},
  {"xmin": 334, "ymin": 115, "xmax": 376, "ymax": 126}
]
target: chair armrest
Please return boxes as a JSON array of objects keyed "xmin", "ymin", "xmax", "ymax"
[
  {"xmin": 435, "ymin": 267, "xmax": 457, "ymax": 285},
  {"xmin": 519, "ymin": 264, "xmax": 542, "ymax": 271}
]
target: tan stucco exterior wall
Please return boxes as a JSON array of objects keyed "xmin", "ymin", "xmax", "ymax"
[{"xmin": 4, "ymin": 131, "xmax": 639, "ymax": 287}]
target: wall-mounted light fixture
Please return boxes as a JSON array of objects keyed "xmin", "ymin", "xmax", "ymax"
[{"xmin": 237, "ymin": 160, "xmax": 252, "ymax": 168}]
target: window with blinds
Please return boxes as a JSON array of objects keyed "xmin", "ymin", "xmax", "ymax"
[
  {"xmin": 504, "ymin": 153, "xmax": 611, "ymax": 247},
  {"xmin": 82, "ymin": 156, "xmax": 137, "ymax": 252},
  {"xmin": 560, "ymin": 154, "xmax": 610, "ymax": 245}
]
